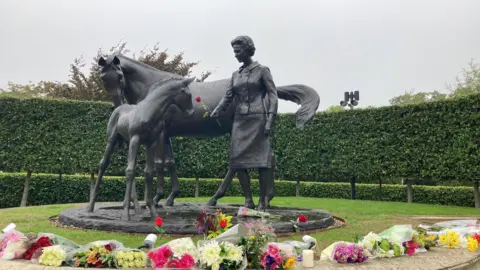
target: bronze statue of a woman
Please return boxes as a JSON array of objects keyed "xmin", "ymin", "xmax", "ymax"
[{"xmin": 211, "ymin": 35, "xmax": 278, "ymax": 210}]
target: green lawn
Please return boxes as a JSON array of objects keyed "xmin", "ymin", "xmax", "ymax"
[{"xmin": 1, "ymin": 197, "xmax": 478, "ymax": 250}]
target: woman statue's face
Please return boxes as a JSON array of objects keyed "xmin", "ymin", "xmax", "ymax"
[{"xmin": 233, "ymin": 44, "xmax": 248, "ymax": 63}]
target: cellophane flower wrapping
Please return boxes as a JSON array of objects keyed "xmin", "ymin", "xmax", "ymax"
[
  {"xmin": 197, "ymin": 239, "xmax": 246, "ymax": 270},
  {"xmin": 148, "ymin": 237, "xmax": 198, "ymax": 269},
  {"xmin": 24, "ymin": 232, "xmax": 79, "ymax": 261},
  {"xmin": 260, "ymin": 242, "xmax": 298, "ymax": 269},
  {"xmin": 236, "ymin": 221, "xmax": 276, "ymax": 269},
  {"xmin": 377, "ymin": 225, "xmax": 414, "ymax": 243},
  {"xmin": 66, "ymin": 240, "xmax": 123, "ymax": 268},
  {"xmin": 113, "ymin": 248, "xmax": 147, "ymax": 269},
  {"xmin": 31, "ymin": 245, "xmax": 75, "ymax": 267},
  {"xmin": 196, "ymin": 224, "xmax": 249, "ymax": 270},
  {"xmin": 321, "ymin": 241, "xmax": 369, "ymax": 264},
  {"xmin": 284, "ymin": 235, "xmax": 321, "ymax": 262},
  {"xmin": 0, "ymin": 230, "xmax": 36, "ymax": 260}
]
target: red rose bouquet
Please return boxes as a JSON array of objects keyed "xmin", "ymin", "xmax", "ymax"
[
  {"xmin": 24, "ymin": 233, "xmax": 79, "ymax": 261},
  {"xmin": 24, "ymin": 236, "xmax": 52, "ymax": 260}
]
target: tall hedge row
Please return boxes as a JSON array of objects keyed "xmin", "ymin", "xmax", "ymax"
[
  {"xmin": 0, "ymin": 173, "xmax": 475, "ymax": 208},
  {"xmin": 1, "ymin": 95, "xmax": 480, "ymax": 184}
]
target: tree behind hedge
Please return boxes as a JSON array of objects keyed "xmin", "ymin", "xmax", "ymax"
[{"xmin": 0, "ymin": 40, "xmax": 211, "ymax": 101}]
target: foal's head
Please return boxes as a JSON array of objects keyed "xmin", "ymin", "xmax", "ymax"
[{"xmin": 147, "ymin": 76, "xmax": 196, "ymax": 118}]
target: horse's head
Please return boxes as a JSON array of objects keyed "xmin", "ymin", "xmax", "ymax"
[
  {"xmin": 98, "ymin": 55, "xmax": 125, "ymax": 108},
  {"xmin": 171, "ymin": 77, "xmax": 196, "ymax": 117}
]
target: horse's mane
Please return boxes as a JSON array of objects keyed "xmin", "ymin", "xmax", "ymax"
[
  {"xmin": 148, "ymin": 77, "xmax": 184, "ymax": 92},
  {"xmin": 115, "ymin": 54, "xmax": 183, "ymax": 78}
]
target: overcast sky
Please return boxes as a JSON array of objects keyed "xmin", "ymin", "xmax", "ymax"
[{"xmin": 1, "ymin": 0, "xmax": 479, "ymax": 112}]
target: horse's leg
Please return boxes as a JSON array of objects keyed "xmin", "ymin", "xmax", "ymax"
[
  {"xmin": 122, "ymin": 135, "xmax": 140, "ymax": 221},
  {"xmin": 153, "ymin": 132, "xmax": 166, "ymax": 206},
  {"xmin": 237, "ymin": 169, "xmax": 255, "ymax": 209},
  {"xmin": 165, "ymin": 137, "xmax": 180, "ymax": 206},
  {"xmin": 206, "ymin": 168, "xmax": 235, "ymax": 206},
  {"xmin": 87, "ymin": 135, "xmax": 117, "ymax": 212},
  {"xmin": 144, "ymin": 144, "xmax": 156, "ymax": 219}
]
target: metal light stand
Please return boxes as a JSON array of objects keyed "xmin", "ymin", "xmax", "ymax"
[
  {"xmin": 340, "ymin": 90, "xmax": 360, "ymax": 109},
  {"xmin": 339, "ymin": 90, "xmax": 360, "ymax": 199}
]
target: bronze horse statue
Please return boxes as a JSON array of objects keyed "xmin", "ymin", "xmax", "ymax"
[
  {"xmin": 87, "ymin": 75, "xmax": 196, "ymax": 220},
  {"xmin": 95, "ymin": 54, "xmax": 320, "ymax": 209}
]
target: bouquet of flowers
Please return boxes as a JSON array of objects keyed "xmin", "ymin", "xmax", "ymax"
[
  {"xmin": 238, "ymin": 221, "xmax": 276, "ymax": 269},
  {"xmin": 148, "ymin": 237, "xmax": 198, "ymax": 268},
  {"xmin": 332, "ymin": 242, "xmax": 369, "ymax": 264},
  {"xmin": 260, "ymin": 243, "xmax": 297, "ymax": 269},
  {"xmin": 0, "ymin": 229, "xmax": 36, "ymax": 260},
  {"xmin": 356, "ymin": 225, "xmax": 423, "ymax": 258},
  {"xmin": 196, "ymin": 209, "xmax": 233, "ymax": 239},
  {"xmin": 24, "ymin": 233, "xmax": 79, "ymax": 261},
  {"xmin": 66, "ymin": 240, "xmax": 123, "ymax": 268},
  {"xmin": 148, "ymin": 244, "xmax": 195, "ymax": 269},
  {"xmin": 198, "ymin": 240, "xmax": 246, "ymax": 270},
  {"xmin": 237, "ymin": 207, "xmax": 281, "ymax": 220},
  {"xmin": 36, "ymin": 245, "xmax": 72, "ymax": 267},
  {"xmin": 114, "ymin": 248, "xmax": 147, "ymax": 269},
  {"xmin": 439, "ymin": 230, "xmax": 463, "ymax": 249},
  {"xmin": 467, "ymin": 234, "xmax": 479, "ymax": 252}
]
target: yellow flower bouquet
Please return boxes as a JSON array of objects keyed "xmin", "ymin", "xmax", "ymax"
[{"xmin": 439, "ymin": 231, "xmax": 462, "ymax": 249}]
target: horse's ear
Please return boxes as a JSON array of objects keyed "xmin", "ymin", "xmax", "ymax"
[
  {"xmin": 182, "ymin": 77, "xmax": 196, "ymax": 86},
  {"xmin": 113, "ymin": 56, "xmax": 120, "ymax": 66},
  {"xmin": 98, "ymin": 57, "xmax": 106, "ymax": 67}
]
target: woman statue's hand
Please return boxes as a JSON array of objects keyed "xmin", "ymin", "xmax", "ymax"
[
  {"xmin": 265, "ymin": 113, "xmax": 275, "ymax": 136},
  {"xmin": 210, "ymin": 107, "xmax": 221, "ymax": 118}
]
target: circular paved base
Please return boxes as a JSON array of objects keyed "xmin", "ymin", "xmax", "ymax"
[
  {"xmin": 58, "ymin": 202, "xmax": 335, "ymax": 235},
  {"xmin": 1, "ymin": 248, "xmax": 478, "ymax": 270}
]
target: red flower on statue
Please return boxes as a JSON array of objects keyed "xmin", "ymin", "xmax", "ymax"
[
  {"xmin": 297, "ymin": 215, "xmax": 308, "ymax": 223},
  {"xmin": 155, "ymin": 217, "xmax": 165, "ymax": 233},
  {"xmin": 195, "ymin": 96, "xmax": 201, "ymax": 103},
  {"xmin": 156, "ymin": 217, "xmax": 163, "ymax": 227}
]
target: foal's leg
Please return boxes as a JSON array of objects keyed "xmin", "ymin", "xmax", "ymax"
[
  {"xmin": 206, "ymin": 168, "xmax": 235, "ymax": 206},
  {"xmin": 237, "ymin": 169, "xmax": 255, "ymax": 209},
  {"xmin": 87, "ymin": 135, "xmax": 117, "ymax": 212},
  {"xmin": 144, "ymin": 144, "xmax": 156, "ymax": 218},
  {"xmin": 153, "ymin": 131, "xmax": 166, "ymax": 206},
  {"xmin": 122, "ymin": 135, "xmax": 140, "ymax": 221},
  {"xmin": 165, "ymin": 137, "xmax": 180, "ymax": 206},
  {"xmin": 130, "ymin": 177, "xmax": 142, "ymax": 214}
]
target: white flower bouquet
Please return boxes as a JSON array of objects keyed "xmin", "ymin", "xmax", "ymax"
[{"xmin": 198, "ymin": 240, "xmax": 246, "ymax": 270}]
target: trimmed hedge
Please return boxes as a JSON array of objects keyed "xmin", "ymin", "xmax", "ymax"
[
  {"xmin": 1, "ymin": 95, "xmax": 480, "ymax": 185},
  {"xmin": 0, "ymin": 173, "xmax": 475, "ymax": 209}
]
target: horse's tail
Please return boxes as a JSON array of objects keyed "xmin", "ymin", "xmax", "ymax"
[{"xmin": 277, "ymin": 84, "xmax": 320, "ymax": 129}]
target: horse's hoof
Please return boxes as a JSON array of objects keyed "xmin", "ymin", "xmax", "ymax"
[
  {"xmin": 256, "ymin": 203, "xmax": 267, "ymax": 212},
  {"xmin": 164, "ymin": 198, "xmax": 174, "ymax": 207},
  {"xmin": 121, "ymin": 214, "xmax": 130, "ymax": 221},
  {"xmin": 153, "ymin": 195, "xmax": 163, "ymax": 206},
  {"xmin": 244, "ymin": 202, "xmax": 255, "ymax": 209},
  {"xmin": 86, "ymin": 204, "xmax": 94, "ymax": 212},
  {"xmin": 206, "ymin": 199, "xmax": 217, "ymax": 207}
]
